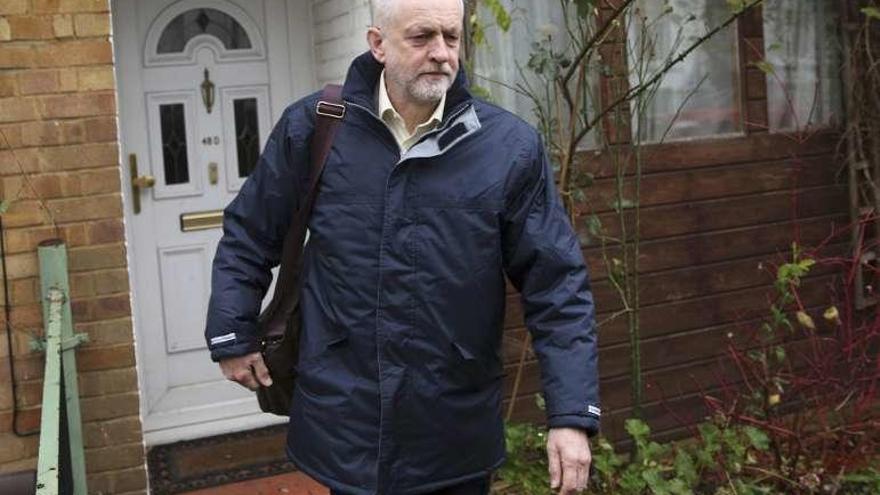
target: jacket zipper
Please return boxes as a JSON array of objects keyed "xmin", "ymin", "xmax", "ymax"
[{"xmin": 343, "ymin": 99, "xmax": 471, "ymax": 492}]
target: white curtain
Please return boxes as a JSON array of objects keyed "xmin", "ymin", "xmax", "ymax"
[
  {"xmin": 762, "ymin": 0, "xmax": 841, "ymax": 132},
  {"xmin": 627, "ymin": 0, "xmax": 740, "ymax": 143},
  {"xmin": 472, "ymin": 1, "xmax": 598, "ymax": 148}
]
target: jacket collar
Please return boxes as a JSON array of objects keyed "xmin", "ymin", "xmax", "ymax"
[{"xmin": 341, "ymin": 51, "xmax": 473, "ymax": 122}]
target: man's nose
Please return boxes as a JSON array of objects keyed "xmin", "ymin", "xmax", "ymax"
[{"xmin": 427, "ymin": 36, "xmax": 450, "ymax": 64}]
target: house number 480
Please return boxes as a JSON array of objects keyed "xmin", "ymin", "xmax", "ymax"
[{"xmin": 202, "ymin": 136, "xmax": 220, "ymax": 145}]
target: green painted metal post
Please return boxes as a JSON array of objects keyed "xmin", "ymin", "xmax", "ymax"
[
  {"xmin": 37, "ymin": 240, "xmax": 88, "ymax": 495},
  {"xmin": 35, "ymin": 287, "xmax": 62, "ymax": 495}
]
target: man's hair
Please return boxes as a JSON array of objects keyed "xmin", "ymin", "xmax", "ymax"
[{"xmin": 372, "ymin": 0, "xmax": 465, "ymax": 29}]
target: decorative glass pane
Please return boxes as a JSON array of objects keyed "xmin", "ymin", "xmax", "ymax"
[
  {"xmin": 234, "ymin": 98, "xmax": 260, "ymax": 177},
  {"xmin": 159, "ymin": 103, "xmax": 190, "ymax": 185},
  {"xmin": 628, "ymin": 0, "xmax": 741, "ymax": 143},
  {"xmin": 763, "ymin": 0, "xmax": 841, "ymax": 131},
  {"xmin": 157, "ymin": 8, "xmax": 252, "ymax": 54}
]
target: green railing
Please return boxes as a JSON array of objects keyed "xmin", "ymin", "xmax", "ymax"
[{"xmin": 34, "ymin": 240, "xmax": 88, "ymax": 495}]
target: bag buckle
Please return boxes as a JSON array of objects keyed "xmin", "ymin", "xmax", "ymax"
[{"xmin": 316, "ymin": 101, "xmax": 345, "ymax": 119}]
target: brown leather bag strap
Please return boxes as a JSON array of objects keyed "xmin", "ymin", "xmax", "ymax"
[{"xmin": 263, "ymin": 84, "xmax": 344, "ymax": 326}]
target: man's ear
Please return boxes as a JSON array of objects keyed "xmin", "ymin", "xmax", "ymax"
[{"xmin": 367, "ymin": 27, "xmax": 386, "ymax": 64}]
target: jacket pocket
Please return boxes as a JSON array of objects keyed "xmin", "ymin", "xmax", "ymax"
[
  {"xmin": 295, "ymin": 325, "xmax": 350, "ymax": 374},
  {"xmin": 449, "ymin": 340, "xmax": 504, "ymax": 391}
]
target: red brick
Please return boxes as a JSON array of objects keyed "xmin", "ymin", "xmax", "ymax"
[
  {"xmin": 79, "ymin": 167, "xmax": 120, "ymax": 195},
  {"xmin": 93, "ymin": 268, "xmax": 129, "ymax": 294},
  {"xmin": 18, "ymin": 69, "xmax": 61, "ymax": 95},
  {"xmin": 6, "ymin": 15, "xmax": 55, "ymax": 39},
  {"xmin": 79, "ymin": 367, "xmax": 137, "ymax": 397},
  {"xmin": 71, "ymin": 293, "xmax": 130, "ymax": 322},
  {"xmin": 37, "ymin": 91, "xmax": 115, "ymax": 119},
  {"xmin": 52, "ymin": 13, "xmax": 73, "ymax": 37},
  {"xmin": 77, "ymin": 65, "xmax": 113, "ymax": 91},
  {"xmin": 0, "ymin": 96, "xmax": 38, "ymax": 123},
  {"xmin": 69, "ymin": 270, "xmax": 96, "ymax": 297},
  {"xmin": 80, "ymin": 391, "xmax": 139, "ymax": 422},
  {"xmin": 82, "ymin": 415, "xmax": 142, "ymax": 448},
  {"xmin": 0, "ymin": 44, "xmax": 36, "ymax": 69},
  {"xmin": 9, "ymin": 303, "xmax": 41, "ymax": 326},
  {"xmin": 85, "ymin": 443, "xmax": 145, "ymax": 474},
  {"xmin": 0, "ymin": 200, "xmax": 46, "ymax": 228},
  {"xmin": 0, "ymin": 72, "xmax": 17, "ymax": 96},
  {"xmin": 68, "ymin": 243, "xmax": 125, "ymax": 271},
  {"xmin": 2, "ymin": 173, "xmax": 65, "ymax": 200},
  {"xmin": 0, "ymin": 407, "xmax": 40, "ymax": 434},
  {"xmin": 17, "ymin": 119, "xmax": 86, "ymax": 147},
  {"xmin": 47, "ymin": 193, "xmax": 122, "ymax": 223},
  {"xmin": 27, "ymin": 39, "xmax": 112, "ymax": 68},
  {"xmin": 36, "ymin": 142, "xmax": 119, "ymax": 172},
  {"xmin": 0, "ymin": 0, "xmax": 30, "ymax": 15},
  {"xmin": 74, "ymin": 317, "xmax": 133, "ymax": 346},
  {"xmin": 4, "ymin": 251, "xmax": 38, "ymax": 279},
  {"xmin": 0, "ymin": 431, "xmax": 39, "ymax": 464},
  {"xmin": 77, "ymin": 344, "xmax": 134, "ymax": 372},
  {"xmin": 87, "ymin": 466, "xmax": 147, "ymax": 494},
  {"xmin": 10, "ymin": 277, "xmax": 39, "ymax": 305},
  {"xmin": 33, "ymin": 0, "xmax": 109, "ymax": 14},
  {"xmin": 0, "ymin": 148, "xmax": 40, "ymax": 175},
  {"xmin": 85, "ymin": 218, "xmax": 124, "ymax": 244},
  {"xmin": 67, "ymin": 242, "xmax": 122, "ymax": 271},
  {"xmin": 83, "ymin": 115, "xmax": 117, "ymax": 142},
  {"xmin": 59, "ymin": 222, "xmax": 87, "ymax": 246},
  {"xmin": 13, "ymin": 379, "xmax": 41, "ymax": 408},
  {"xmin": 73, "ymin": 12, "xmax": 109, "ymax": 37}
]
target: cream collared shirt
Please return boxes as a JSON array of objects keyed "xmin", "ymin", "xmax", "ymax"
[{"xmin": 378, "ymin": 70, "xmax": 445, "ymax": 152}]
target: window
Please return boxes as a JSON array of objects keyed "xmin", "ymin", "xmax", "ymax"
[
  {"xmin": 472, "ymin": 1, "xmax": 598, "ymax": 148},
  {"xmin": 762, "ymin": 0, "xmax": 841, "ymax": 131},
  {"xmin": 627, "ymin": 0, "xmax": 741, "ymax": 143},
  {"xmin": 157, "ymin": 8, "xmax": 252, "ymax": 54}
]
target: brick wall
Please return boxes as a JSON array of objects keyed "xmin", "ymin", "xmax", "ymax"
[
  {"xmin": 311, "ymin": 0, "xmax": 372, "ymax": 85},
  {"xmin": 0, "ymin": 0, "xmax": 147, "ymax": 493}
]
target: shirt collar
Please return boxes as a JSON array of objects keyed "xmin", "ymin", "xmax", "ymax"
[{"xmin": 378, "ymin": 69, "xmax": 445, "ymax": 129}]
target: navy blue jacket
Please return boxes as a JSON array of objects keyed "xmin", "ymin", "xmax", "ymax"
[{"xmin": 206, "ymin": 52, "xmax": 600, "ymax": 494}]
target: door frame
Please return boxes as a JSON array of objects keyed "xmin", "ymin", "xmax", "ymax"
[{"xmin": 111, "ymin": 0, "xmax": 317, "ymax": 446}]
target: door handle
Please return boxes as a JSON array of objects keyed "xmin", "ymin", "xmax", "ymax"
[{"xmin": 129, "ymin": 154, "xmax": 155, "ymax": 214}]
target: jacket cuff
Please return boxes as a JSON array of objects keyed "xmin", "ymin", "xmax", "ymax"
[
  {"xmin": 208, "ymin": 336, "xmax": 262, "ymax": 362},
  {"xmin": 547, "ymin": 414, "xmax": 601, "ymax": 438}
]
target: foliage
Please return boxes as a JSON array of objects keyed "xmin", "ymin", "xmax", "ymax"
[{"xmin": 468, "ymin": 0, "xmax": 764, "ymax": 423}]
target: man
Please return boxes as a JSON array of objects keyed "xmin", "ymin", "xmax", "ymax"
[{"xmin": 204, "ymin": 0, "xmax": 600, "ymax": 493}]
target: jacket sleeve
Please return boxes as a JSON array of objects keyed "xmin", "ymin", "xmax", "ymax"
[
  {"xmin": 204, "ymin": 101, "xmax": 313, "ymax": 362},
  {"xmin": 501, "ymin": 130, "xmax": 601, "ymax": 437}
]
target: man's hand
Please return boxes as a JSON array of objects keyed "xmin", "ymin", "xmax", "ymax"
[
  {"xmin": 547, "ymin": 427, "xmax": 592, "ymax": 494},
  {"xmin": 219, "ymin": 352, "xmax": 273, "ymax": 391}
]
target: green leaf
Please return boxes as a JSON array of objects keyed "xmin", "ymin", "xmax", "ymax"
[
  {"xmin": 743, "ymin": 426, "xmax": 770, "ymax": 451},
  {"xmin": 726, "ymin": 0, "xmax": 747, "ymax": 14},
  {"xmin": 862, "ymin": 7, "xmax": 880, "ymax": 20},
  {"xmin": 625, "ymin": 418, "xmax": 651, "ymax": 441},
  {"xmin": 587, "ymin": 214, "xmax": 602, "ymax": 236},
  {"xmin": 574, "ymin": 0, "xmax": 595, "ymax": 18},
  {"xmin": 0, "ymin": 200, "xmax": 9, "ymax": 214},
  {"xmin": 754, "ymin": 60, "xmax": 776, "ymax": 75},
  {"xmin": 674, "ymin": 449, "xmax": 698, "ymax": 485},
  {"xmin": 612, "ymin": 197, "xmax": 636, "ymax": 212},
  {"xmin": 483, "ymin": 0, "xmax": 511, "ymax": 32}
]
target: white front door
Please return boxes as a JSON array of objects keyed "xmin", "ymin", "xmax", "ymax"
[{"xmin": 112, "ymin": 0, "xmax": 315, "ymax": 444}]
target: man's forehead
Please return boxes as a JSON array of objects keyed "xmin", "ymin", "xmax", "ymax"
[{"xmin": 385, "ymin": 0, "xmax": 463, "ymax": 29}]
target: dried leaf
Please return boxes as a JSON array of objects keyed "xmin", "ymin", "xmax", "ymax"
[
  {"xmin": 796, "ymin": 311, "xmax": 816, "ymax": 330},
  {"xmin": 823, "ymin": 306, "xmax": 840, "ymax": 324},
  {"xmin": 862, "ymin": 7, "xmax": 880, "ymax": 20}
]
